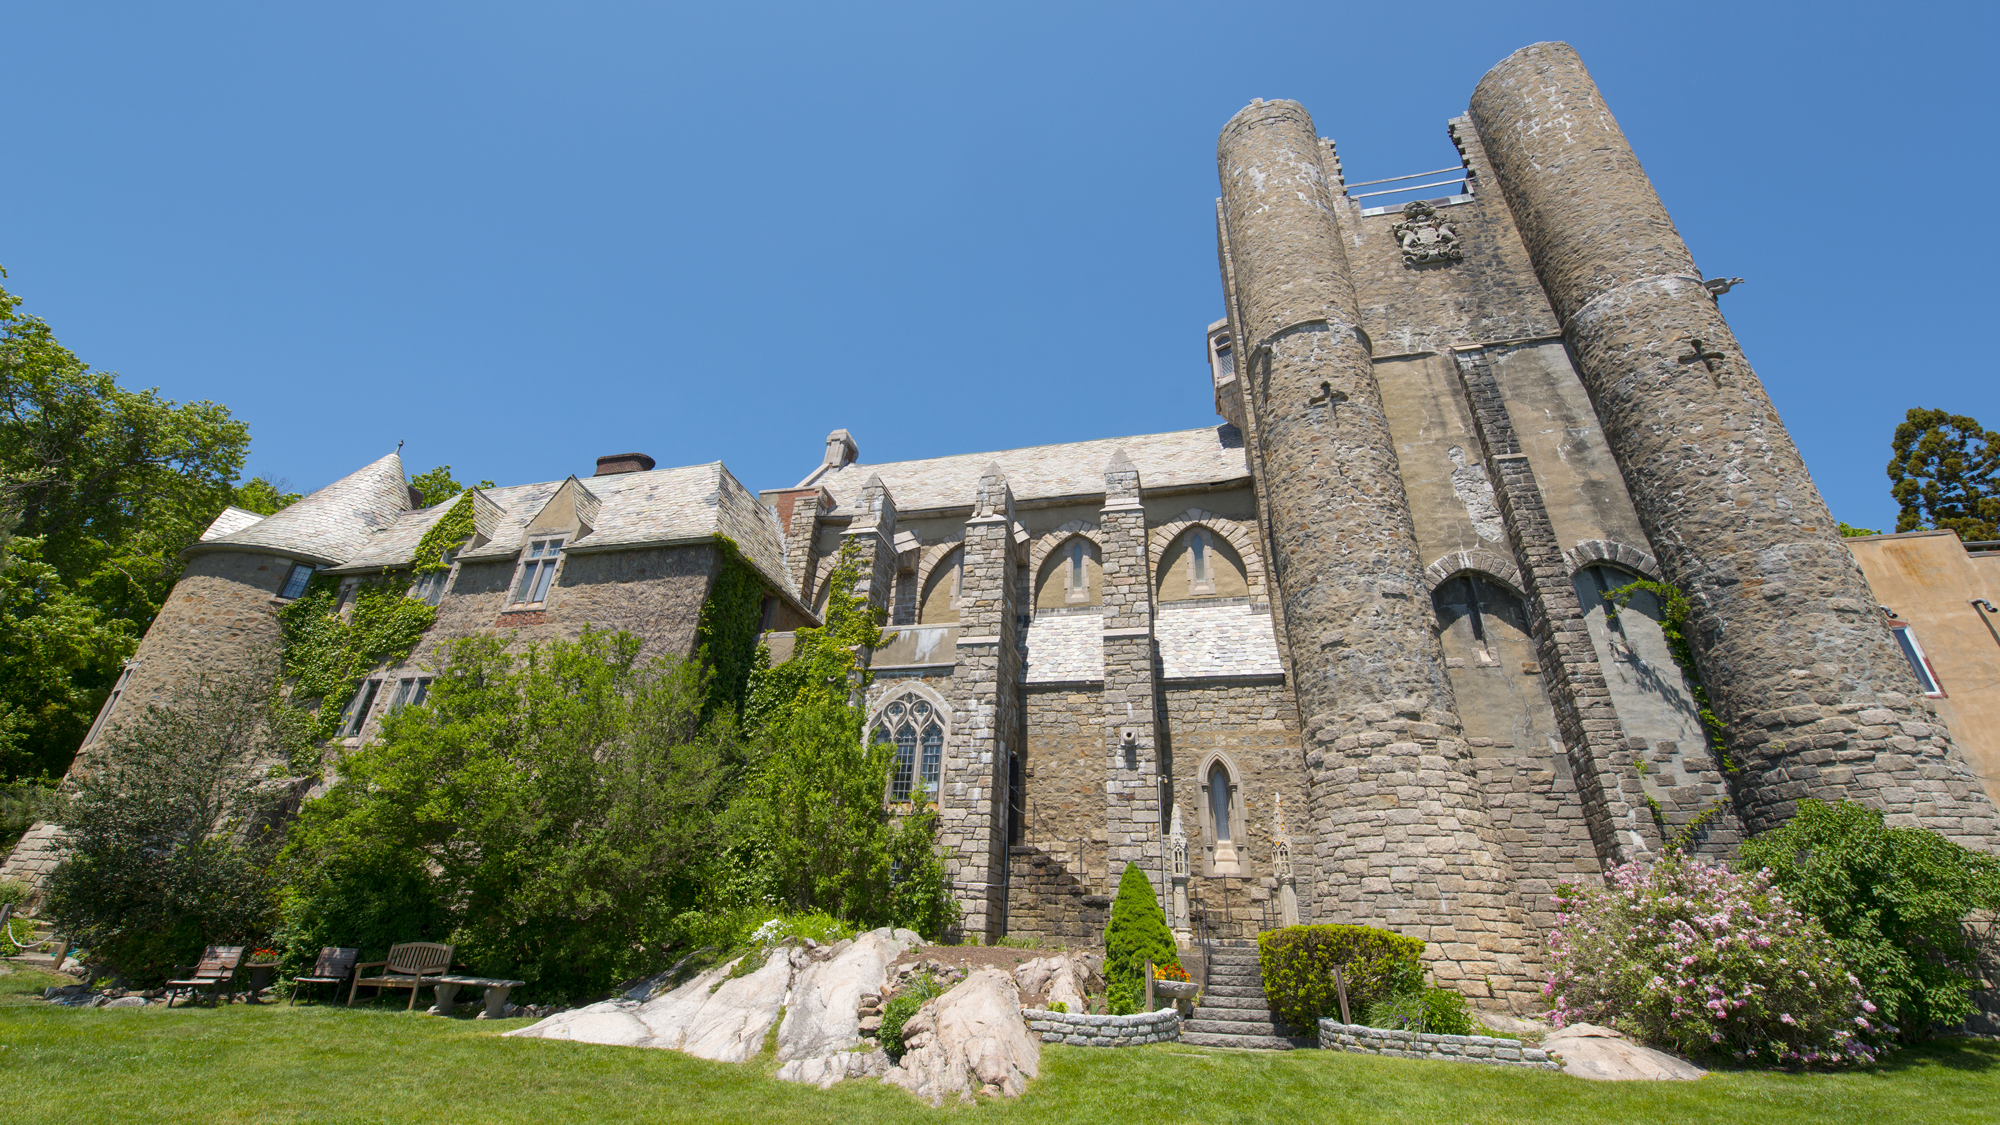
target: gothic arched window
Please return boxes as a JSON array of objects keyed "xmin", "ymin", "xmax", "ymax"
[{"xmin": 873, "ymin": 694, "xmax": 944, "ymax": 802}]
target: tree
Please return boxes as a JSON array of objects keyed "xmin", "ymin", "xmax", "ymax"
[
  {"xmin": 1888, "ymin": 408, "xmax": 2000, "ymax": 542},
  {"xmin": 278, "ymin": 630, "xmax": 741, "ymax": 1000},
  {"xmin": 726, "ymin": 541, "xmax": 956, "ymax": 937},
  {"xmin": 405, "ymin": 465, "xmax": 493, "ymax": 509},
  {"xmin": 0, "ymin": 274, "xmax": 256, "ymax": 778},
  {"xmin": 42, "ymin": 667, "xmax": 303, "ymax": 983},
  {"xmin": 1103, "ymin": 863, "xmax": 1178, "ymax": 1014},
  {"xmin": 232, "ymin": 477, "xmax": 299, "ymax": 516},
  {"xmin": 1740, "ymin": 799, "xmax": 2000, "ymax": 1039}
]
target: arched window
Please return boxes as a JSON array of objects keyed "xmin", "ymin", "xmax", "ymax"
[
  {"xmin": 1433, "ymin": 572, "xmax": 1559, "ymax": 757},
  {"xmin": 1157, "ymin": 526, "xmax": 1248, "ymax": 602},
  {"xmin": 1033, "ymin": 535, "xmax": 1100, "ymax": 611},
  {"xmin": 1198, "ymin": 755, "xmax": 1244, "ymax": 875},
  {"xmin": 919, "ymin": 548, "xmax": 963, "ymax": 624},
  {"xmin": 873, "ymin": 694, "xmax": 944, "ymax": 802},
  {"xmin": 1572, "ymin": 563, "xmax": 1709, "ymax": 761}
]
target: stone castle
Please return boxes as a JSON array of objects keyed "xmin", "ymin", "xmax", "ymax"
[{"xmin": 11, "ymin": 42, "xmax": 1998, "ymax": 1011}]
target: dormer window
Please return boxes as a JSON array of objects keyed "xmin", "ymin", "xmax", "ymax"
[
  {"xmin": 411, "ymin": 554, "xmax": 453, "ymax": 606},
  {"xmin": 279, "ymin": 563, "xmax": 314, "ymax": 599},
  {"xmin": 512, "ymin": 537, "xmax": 564, "ymax": 605}
]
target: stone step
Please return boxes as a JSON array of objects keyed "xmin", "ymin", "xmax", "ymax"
[
  {"xmin": 1193, "ymin": 994, "xmax": 1273, "ymax": 1012},
  {"xmin": 1202, "ymin": 974, "xmax": 1263, "ymax": 988},
  {"xmin": 5, "ymin": 952, "xmax": 61, "ymax": 970},
  {"xmin": 1188, "ymin": 1009, "xmax": 1282, "ymax": 1029},
  {"xmin": 1180, "ymin": 1031, "xmax": 1316, "ymax": 1051},
  {"xmin": 1184, "ymin": 976, "xmax": 1264, "ymax": 992}
]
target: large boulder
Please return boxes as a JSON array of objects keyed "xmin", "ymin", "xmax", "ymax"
[
  {"xmin": 679, "ymin": 948, "xmax": 800, "ymax": 1062},
  {"xmin": 1012, "ymin": 954, "xmax": 1090, "ymax": 1012},
  {"xmin": 778, "ymin": 929, "xmax": 914, "ymax": 1062},
  {"xmin": 775, "ymin": 1048, "xmax": 892, "ymax": 1089},
  {"xmin": 883, "ymin": 969, "xmax": 1040, "ymax": 1105},
  {"xmin": 1543, "ymin": 1023, "xmax": 1707, "ymax": 1081}
]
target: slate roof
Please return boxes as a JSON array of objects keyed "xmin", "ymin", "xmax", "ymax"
[
  {"xmin": 803, "ymin": 425, "xmax": 1250, "ymax": 514},
  {"xmin": 185, "ymin": 455, "xmax": 801, "ymax": 610},
  {"xmin": 198, "ymin": 506, "xmax": 266, "ymax": 542},
  {"xmin": 1019, "ymin": 600, "xmax": 1284, "ymax": 683},
  {"xmin": 190, "ymin": 452, "xmax": 411, "ymax": 566}
]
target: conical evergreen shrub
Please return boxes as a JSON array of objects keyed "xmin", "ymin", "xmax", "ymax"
[{"xmin": 1104, "ymin": 863, "xmax": 1179, "ymax": 1014}]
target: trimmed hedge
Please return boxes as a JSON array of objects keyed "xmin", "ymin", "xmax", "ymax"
[{"xmin": 1258, "ymin": 924, "xmax": 1425, "ymax": 1031}]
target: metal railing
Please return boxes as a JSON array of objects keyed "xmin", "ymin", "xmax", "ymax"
[{"xmin": 1346, "ymin": 165, "xmax": 1471, "ymax": 201}]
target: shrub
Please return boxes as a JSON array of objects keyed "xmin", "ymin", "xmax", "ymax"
[
  {"xmin": 1046, "ymin": 1001, "xmax": 1067, "ymax": 1013},
  {"xmin": 0, "ymin": 879, "xmax": 29, "ymax": 909},
  {"xmin": 1364, "ymin": 986, "xmax": 1474, "ymax": 1036},
  {"xmin": 1740, "ymin": 799, "xmax": 2000, "ymax": 1039},
  {"xmin": 1547, "ymin": 852, "xmax": 1885, "ymax": 1065},
  {"xmin": 880, "ymin": 971, "xmax": 943, "ymax": 1058},
  {"xmin": 1104, "ymin": 864, "xmax": 1178, "ymax": 1015},
  {"xmin": 1258, "ymin": 924, "xmax": 1425, "ymax": 1031}
]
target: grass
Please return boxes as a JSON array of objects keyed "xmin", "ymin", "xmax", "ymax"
[{"xmin": 1, "ymin": 964, "xmax": 1995, "ymax": 1123}]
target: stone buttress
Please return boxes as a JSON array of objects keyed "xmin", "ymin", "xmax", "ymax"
[
  {"xmin": 1215, "ymin": 100, "xmax": 1532, "ymax": 1000},
  {"xmin": 943, "ymin": 463, "xmax": 1021, "ymax": 939},
  {"xmin": 1470, "ymin": 43, "xmax": 2000, "ymax": 849},
  {"xmin": 1099, "ymin": 449, "xmax": 1161, "ymax": 877}
]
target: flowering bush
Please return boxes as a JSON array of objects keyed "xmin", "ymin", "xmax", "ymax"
[
  {"xmin": 1546, "ymin": 853, "xmax": 1888, "ymax": 1065},
  {"xmin": 1152, "ymin": 962, "xmax": 1191, "ymax": 983}
]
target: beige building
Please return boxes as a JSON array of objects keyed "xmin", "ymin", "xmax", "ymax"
[
  {"xmin": 1846, "ymin": 531, "xmax": 2000, "ymax": 810},
  {"xmin": 8, "ymin": 41, "xmax": 1999, "ymax": 1042}
]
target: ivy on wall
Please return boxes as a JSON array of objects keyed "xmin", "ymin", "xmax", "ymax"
[
  {"xmin": 412, "ymin": 490, "xmax": 476, "ymax": 575},
  {"xmin": 696, "ymin": 535, "xmax": 769, "ymax": 718},
  {"xmin": 1602, "ymin": 577, "xmax": 1734, "ymax": 780},
  {"xmin": 278, "ymin": 573, "xmax": 436, "ymax": 751}
]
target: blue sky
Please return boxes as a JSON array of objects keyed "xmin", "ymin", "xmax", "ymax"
[{"xmin": 2, "ymin": 2, "xmax": 1993, "ymax": 531}]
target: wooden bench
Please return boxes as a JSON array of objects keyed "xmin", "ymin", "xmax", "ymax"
[
  {"xmin": 289, "ymin": 947, "xmax": 360, "ymax": 1006},
  {"xmin": 347, "ymin": 942, "xmax": 454, "ymax": 1011},
  {"xmin": 165, "ymin": 946, "xmax": 245, "ymax": 1007},
  {"xmin": 430, "ymin": 975, "xmax": 528, "ymax": 1019}
]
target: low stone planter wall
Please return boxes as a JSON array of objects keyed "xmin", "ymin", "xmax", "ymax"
[
  {"xmin": 1024, "ymin": 1007, "xmax": 1180, "ymax": 1046},
  {"xmin": 1318, "ymin": 1019, "xmax": 1557, "ymax": 1068}
]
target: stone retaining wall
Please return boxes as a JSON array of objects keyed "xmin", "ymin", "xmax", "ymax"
[
  {"xmin": 1317, "ymin": 1019, "xmax": 1556, "ymax": 1068},
  {"xmin": 1024, "ymin": 1007, "xmax": 1180, "ymax": 1046}
]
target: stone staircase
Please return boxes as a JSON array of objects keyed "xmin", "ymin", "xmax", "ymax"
[{"xmin": 1181, "ymin": 943, "xmax": 1315, "ymax": 1050}]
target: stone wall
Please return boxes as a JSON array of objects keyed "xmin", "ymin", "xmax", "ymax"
[
  {"xmin": 1318, "ymin": 1019, "xmax": 1556, "ymax": 1068},
  {"xmin": 1474, "ymin": 752, "xmax": 1603, "ymax": 951},
  {"xmin": 1020, "ymin": 686, "xmax": 1107, "ymax": 889},
  {"xmin": 1025, "ymin": 1007, "xmax": 1181, "ymax": 1046},
  {"xmin": 1005, "ymin": 846, "xmax": 1109, "ymax": 945}
]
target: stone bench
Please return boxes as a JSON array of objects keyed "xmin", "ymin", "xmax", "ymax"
[
  {"xmin": 1317, "ymin": 1019, "xmax": 1557, "ymax": 1068},
  {"xmin": 1023, "ymin": 1007, "xmax": 1180, "ymax": 1047},
  {"xmin": 429, "ymin": 976, "xmax": 526, "ymax": 1019}
]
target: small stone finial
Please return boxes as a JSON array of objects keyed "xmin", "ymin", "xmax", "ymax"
[
  {"xmin": 1103, "ymin": 447, "xmax": 1141, "ymax": 503},
  {"xmin": 823, "ymin": 429, "xmax": 860, "ymax": 469},
  {"xmin": 1169, "ymin": 804, "xmax": 1189, "ymax": 880},
  {"xmin": 974, "ymin": 461, "xmax": 1013, "ymax": 520}
]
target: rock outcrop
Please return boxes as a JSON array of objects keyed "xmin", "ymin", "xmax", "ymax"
[
  {"xmin": 506, "ymin": 928, "xmax": 923, "ymax": 1082},
  {"xmin": 1013, "ymin": 954, "xmax": 1089, "ymax": 1012},
  {"xmin": 883, "ymin": 969, "xmax": 1040, "ymax": 1105},
  {"xmin": 1543, "ymin": 1023, "xmax": 1707, "ymax": 1081}
]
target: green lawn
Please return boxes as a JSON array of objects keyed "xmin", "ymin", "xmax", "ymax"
[{"xmin": 2, "ymin": 966, "xmax": 1994, "ymax": 1124}]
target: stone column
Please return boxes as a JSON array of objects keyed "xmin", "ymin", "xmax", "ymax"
[
  {"xmin": 1470, "ymin": 43, "xmax": 2000, "ymax": 848},
  {"xmin": 1216, "ymin": 100, "xmax": 1528, "ymax": 999},
  {"xmin": 944, "ymin": 463, "xmax": 1020, "ymax": 939},
  {"xmin": 1099, "ymin": 449, "xmax": 1160, "ymax": 877},
  {"xmin": 841, "ymin": 475, "xmax": 898, "ymax": 614}
]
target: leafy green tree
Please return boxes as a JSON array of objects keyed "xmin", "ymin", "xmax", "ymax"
[
  {"xmin": 0, "ymin": 274, "xmax": 255, "ymax": 778},
  {"xmin": 1889, "ymin": 408, "xmax": 1999, "ymax": 542},
  {"xmin": 277, "ymin": 630, "xmax": 740, "ymax": 1000},
  {"xmin": 43, "ymin": 667, "xmax": 303, "ymax": 983},
  {"xmin": 1741, "ymin": 799, "xmax": 2000, "ymax": 1039},
  {"xmin": 232, "ymin": 477, "xmax": 299, "ymax": 516},
  {"xmin": 1838, "ymin": 521, "xmax": 1881, "ymax": 538},
  {"xmin": 726, "ymin": 541, "xmax": 956, "ymax": 937},
  {"xmin": 405, "ymin": 465, "xmax": 492, "ymax": 509},
  {"xmin": 1104, "ymin": 863, "xmax": 1178, "ymax": 1014}
]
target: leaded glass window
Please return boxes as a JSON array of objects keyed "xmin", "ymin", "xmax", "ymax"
[{"xmin": 874, "ymin": 695, "xmax": 944, "ymax": 803}]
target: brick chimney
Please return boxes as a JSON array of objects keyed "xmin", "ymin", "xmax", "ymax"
[{"xmin": 594, "ymin": 452, "xmax": 657, "ymax": 476}]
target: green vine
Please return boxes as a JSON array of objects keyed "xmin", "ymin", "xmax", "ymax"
[
  {"xmin": 1667, "ymin": 799, "xmax": 1728, "ymax": 854},
  {"xmin": 278, "ymin": 573, "xmax": 437, "ymax": 752},
  {"xmin": 412, "ymin": 490, "xmax": 476, "ymax": 575},
  {"xmin": 1602, "ymin": 578, "xmax": 1734, "ymax": 773},
  {"xmin": 697, "ymin": 535, "xmax": 770, "ymax": 719}
]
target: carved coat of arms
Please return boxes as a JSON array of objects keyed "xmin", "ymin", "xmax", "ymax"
[{"xmin": 1390, "ymin": 200, "xmax": 1463, "ymax": 264}]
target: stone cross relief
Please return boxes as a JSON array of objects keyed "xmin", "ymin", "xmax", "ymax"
[
  {"xmin": 1307, "ymin": 381, "xmax": 1348, "ymax": 423},
  {"xmin": 1677, "ymin": 337, "xmax": 1728, "ymax": 385}
]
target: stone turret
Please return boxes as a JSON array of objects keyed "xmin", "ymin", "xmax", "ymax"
[
  {"xmin": 1215, "ymin": 101, "xmax": 1529, "ymax": 1000},
  {"xmin": 1470, "ymin": 43, "xmax": 2000, "ymax": 849}
]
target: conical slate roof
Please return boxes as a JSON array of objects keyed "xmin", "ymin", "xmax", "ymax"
[{"xmin": 190, "ymin": 451, "xmax": 411, "ymax": 566}]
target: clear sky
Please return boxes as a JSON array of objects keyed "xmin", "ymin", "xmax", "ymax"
[{"xmin": 2, "ymin": 2, "xmax": 1993, "ymax": 532}]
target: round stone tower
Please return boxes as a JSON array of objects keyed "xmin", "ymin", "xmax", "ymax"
[
  {"xmin": 1216, "ymin": 100, "xmax": 1530, "ymax": 1000},
  {"xmin": 1469, "ymin": 42, "xmax": 2000, "ymax": 847}
]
